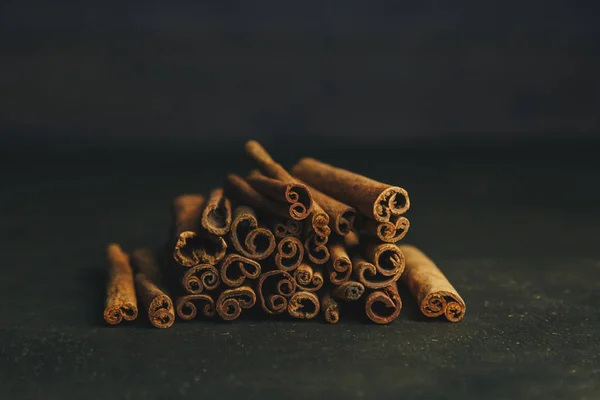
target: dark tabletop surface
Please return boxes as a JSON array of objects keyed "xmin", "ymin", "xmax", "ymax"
[{"xmin": 0, "ymin": 138, "xmax": 599, "ymax": 399}]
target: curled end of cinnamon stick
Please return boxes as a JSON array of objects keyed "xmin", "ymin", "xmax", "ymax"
[
  {"xmin": 304, "ymin": 233, "xmax": 330, "ymax": 265},
  {"xmin": 216, "ymin": 286, "xmax": 257, "ymax": 321},
  {"xmin": 176, "ymin": 294, "xmax": 216, "ymax": 320},
  {"xmin": 332, "ymin": 280, "xmax": 365, "ymax": 301},
  {"xmin": 148, "ymin": 295, "xmax": 175, "ymax": 329},
  {"xmin": 369, "ymin": 216, "xmax": 410, "ymax": 243},
  {"xmin": 365, "ymin": 283, "xmax": 402, "ymax": 324},
  {"xmin": 258, "ymin": 270, "xmax": 297, "ymax": 314},
  {"xmin": 103, "ymin": 302, "xmax": 138, "ymax": 325},
  {"xmin": 373, "ymin": 186, "xmax": 410, "ymax": 222},
  {"xmin": 320, "ymin": 293, "xmax": 340, "ymax": 324},
  {"xmin": 335, "ymin": 208, "xmax": 357, "ymax": 236},
  {"xmin": 181, "ymin": 264, "xmax": 220, "ymax": 294},
  {"xmin": 288, "ymin": 291, "xmax": 320, "ymax": 320},
  {"xmin": 230, "ymin": 207, "xmax": 277, "ymax": 260},
  {"xmin": 328, "ymin": 243, "xmax": 352, "ymax": 285},
  {"xmin": 293, "ymin": 264, "xmax": 324, "ymax": 292},
  {"xmin": 220, "ymin": 254, "xmax": 261, "ymax": 287},
  {"xmin": 104, "ymin": 243, "xmax": 138, "ymax": 325},
  {"xmin": 275, "ymin": 236, "xmax": 304, "ymax": 272},
  {"xmin": 422, "ymin": 292, "xmax": 466, "ymax": 322},
  {"xmin": 173, "ymin": 231, "xmax": 227, "ymax": 267}
]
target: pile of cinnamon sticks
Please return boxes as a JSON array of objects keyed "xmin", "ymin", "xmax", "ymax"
[{"xmin": 104, "ymin": 141, "xmax": 465, "ymax": 328}]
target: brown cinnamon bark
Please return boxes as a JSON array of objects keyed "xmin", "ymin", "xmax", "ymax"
[
  {"xmin": 131, "ymin": 248, "xmax": 175, "ymax": 329},
  {"xmin": 332, "ymin": 280, "xmax": 365, "ymax": 302},
  {"xmin": 291, "ymin": 158, "xmax": 410, "ymax": 222},
  {"xmin": 201, "ymin": 188, "xmax": 232, "ymax": 236},
  {"xmin": 172, "ymin": 194, "xmax": 227, "ymax": 266},
  {"xmin": 365, "ymin": 282, "xmax": 402, "ymax": 324},
  {"xmin": 216, "ymin": 285, "xmax": 257, "ymax": 321},
  {"xmin": 175, "ymin": 294, "xmax": 216, "ymax": 320},
  {"xmin": 104, "ymin": 244, "xmax": 138, "ymax": 325},
  {"xmin": 293, "ymin": 180, "xmax": 357, "ymax": 236},
  {"xmin": 288, "ymin": 291, "xmax": 320, "ymax": 320},
  {"xmin": 363, "ymin": 216, "xmax": 410, "ymax": 243},
  {"xmin": 226, "ymin": 174, "xmax": 294, "ymax": 219},
  {"xmin": 398, "ymin": 244, "xmax": 466, "ymax": 322},
  {"xmin": 230, "ymin": 206, "xmax": 276, "ymax": 260},
  {"xmin": 304, "ymin": 232, "xmax": 330, "ymax": 265},
  {"xmin": 327, "ymin": 242, "xmax": 352, "ymax": 285},
  {"xmin": 257, "ymin": 270, "xmax": 297, "ymax": 314},
  {"xmin": 274, "ymin": 236, "xmax": 304, "ymax": 272},
  {"xmin": 293, "ymin": 264, "xmax": 324, "ymax": 292},
  {"xmin": 344, "ymin": 230, "xmax": 360, "ymax": 249},
  {"xmin": 181, "ymin": 264, "xmax": 220, "ymax": 294},
  {"xmin": 273, "ymin": 219, "xmax": 303, "ymax": 239},
  {"xmin": 352, "ymin": 241, "xmax": 405, "ymax": 289},
  {"xmin": 247, "ymin": 170, "xmax": 312, "ymax": 220},
  {"xmin": 320, "ymin": 292, "xmax": 340, "ymax": 324},
  {"xmin": 219, "ymin": 253, "xmax": 261, "ymax": 287}
]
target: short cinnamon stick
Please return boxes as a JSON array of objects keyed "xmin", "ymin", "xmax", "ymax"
[
  {"xmin": 327, "ymin": 242, "xmax": 352, "ymax": 285},
  {"xmin": 181, "ymin": 264, "xmax": 220, "ymax": 294},
  {"xmin": 274, "ymin": 236, "xmax": 304, "ymax": 272},
  {"xmin": 104, "ymin": 244, "xmax": 138, "ymax": 325},
  {"xmin": 362, "ymin": 216, "xmax": 410, "ymax": 243},
  {"xmin": 291, "ymin": 158, "xmax": 410, "ymax": 222},
  {"xmin": 246, "ymin": 170, "xmax": 312, "ymax": 220},
  {"xmin": 201, "ymin": 188, "xmax": 232, "ymax": 236},
  {"xmin": 175, "ymin": 294, "xmax": 216, "ymax": 320},
  {"xmin": 293, "ymin": 264, "xmax": 324, "ymax": 292},
  {"xmin": 132, "ymin": 248, "xmax": 175, "ymax": 329},
  {"xmin": 219, "ymin": 253, "xmax": 261, "ymax": 287},
  {"xmin": 352, "ymin": 241, "xmax": 405, "ymax": 289},
  {"xmin": 229, "ymin": 206, "xmax": 276, "ymax": 260},
  {"xmin": 398, "ymin": 244, "xmax": 466, "ymax": 322},
  {"xmin": 364, "ymin": 282, "xmax": 402, "ymax": 324},
  {"xmin": 288, "ymin": 291, "xmax": 320, "ymax": 320},
  {"xmin": 332, "ymin": 280, "xmax": 365, "ymax": 302},
  {"xmin": 320, "ymin": 292, "xmax": 340, "ymax": 324},
  {"xmin": 257, "ymin": 270, "xmax": 297, "ymax": 315},
  {"xmin": 216, "ymin": 285, "xmax": 256, "ymax": 321},
  {"xmin": 172, "ymin": 194, "xmax": 227, "ymax": 266}
]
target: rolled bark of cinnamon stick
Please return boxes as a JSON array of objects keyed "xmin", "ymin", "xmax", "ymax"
[
  {"xmin": 291, "ymin": 158, "xmax": 410, "ymax": 222},
  {"xmin": 362, "ymin": 215, "xmax": 410, "ymax": 243},
  {"xmin": 293, "ymin": 264, "xmax": 324, "ymax": 292},
  {"xmin": 229, "ymin": 206, "xmax": 277, "ymax": 260},
  {"xmin": 304, "ymin": 232, "xmax": 330, "ymax": 265},
  {"xmin": 181, "ymin": 264, "xmax": 220, "ymax": 294},
  {"xmin": 175, "ymin": 293, "xmax": 216, "ymax": 320},
  {"xmin": 257, "ymin": 270, "xmax": 297, "ymax": 315},
  {"xmin": 172, "ymin": 194, "xmax": 227, "ymax": 266},
  {"xmin": 352, "ymin": 241, "xmax": 405, "ymax": 289},
  {"xmin": 226, "ymin": 174, "xmax": 295, "ymax": 220},
  {"xmin": 131, "ymin": 248, "xmax": 175, "ymax": 329},
  {"xmin": 273, "ymin": 219, "xmax": 303, "ymax": 239},
  {"xmin": 216, "ymin": 285, "xmax": 257, "ymax": 321},
  {"xmin": 332, "ymin": 280, "xmax": 365, "ymax": 302},
  {"xmin": 288, "ymin": 291, "xmax": 320, "ymax": 320},
  {"xmin": 246, "ymin": 170, "xmax": 312, "ymax": 221},
  {"xmin": 398, "ymin": 244, "xmax": 466, "ymax": 322},
  {"xmin": 219, "ymin": 253, "xmax": 261, "ymax": 287},
  {"xmin": 365, "ymin": 282, "xmax": 402, "ymax": 324},
  {"xmin": 320, "ymin": 292, "xmax": 340, "ymax": 324},
  {"xmin": 201, "ymin": 188, "xmax": 232, "ymax": 236},
  {"xmin": 327, "ymin": 242, "xmax": 352, "ymax": 285},
  {"xmin": 104, "ymin": 244, "xmax": 138, "ymax": 325},
  {"xmin": 274, "ymin": 236, "xmax": 304, "ymax": 272}
]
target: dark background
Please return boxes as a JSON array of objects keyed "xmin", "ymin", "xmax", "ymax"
[{"xmin": 1, "ymin": 2, "xmax": 599, "ymax": 399}]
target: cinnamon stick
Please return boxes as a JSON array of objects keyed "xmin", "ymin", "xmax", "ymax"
[
  {"xmin": 229, "ymin": 206, "xmax": 276, "ymax": 260},
  {"xmin": 104, "ymin": 244, "xmax": 138, "ymax": 325},
  {"xmin": 293, "ymin": 264, "xmax": 324, "ymax": 292},
  {"xmin": 364, "ymin": 282, "xmax": 402, "ymax": 324},
  {"xmin": 332, "ymin": 280, "xmax": 365, "ymax": 302},
  {"xmin": 216, "ymin": 285, "xmax": 256, "ymax": 321},
  {"xmin": 288, "ymin": 291, "xmax": 320, "ymax": 320},
  {"xmin": 181, "ymin": 264, "xmax": 220, "ymax": 294},
  {"xmin": 274, "ymin": 236, "xmax": 304, "ymax": 272},
  {"xmin": 398, "ymin": 244, "xmax": 466, "ymax": 322},
  {"xmin": 352, "ymin": 241, "xmax": 405, "ymax": 289},
  {"xmin": 291, "ymin": 158, "xmax": 410, "ymax": 222},
  {"xmin": 363, "ymin": 216, "xmax": 410, "ymax": 243},
  {"xmin": 201, "ymin": 188, "xmax": 232, "ymax": 236},
  {"xmin": 273, "ymin": 219, "xmax": 303, "ymax": 239},
  {"xmin": 219, "ymin": 253, "xmax": 261, "ymax": 287},
  {"xmin": 226, "ymin": 174, "xmax": 294, "ymax": 219},
  {"xmin": 320, "ymin": 292, "xmax": 340, "ymax": 324},
  {"xmin": 245, "ymin": 141, "xmax": 330, "ymax": 238},
  {"xmin": 327, "ymin": 242, "xmax": 352, "ymax": 285},
  {"xmin": 246, "ymin": 170, "xmax": 312, "ymax": 220},
  {"xmin": 172, "ymin": 194, "xmax": 227, "ymax": 266},
  {"xmin": 175, "ymin": 294, "xmax": 216, "ymax": 320},
  {"xmin": 132, "ymin": 248, "xmax": 175, "ymax": 329},
  {"xmin": 257, "ymin": 270, "xmax": 297, "ymax": 315},
  {"xmin": 304, "ymin": 232, "xmax": 330, "ymax": 265}
]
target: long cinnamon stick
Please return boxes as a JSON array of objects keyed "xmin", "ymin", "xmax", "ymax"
[
  {"xmin": 398, "ymin": 244, "xmax": 466, "ymax": 322},
  {"xmin": 201, "ymin": 188, "xmax": 232, "ymax": 236},
  {"xmin": 293, "ymin": 264, "xmax": 324, "ymax": 292},
  {"xmin": 363, "ymin": 216, "xmax": 410, "ymax": 243},
  {"xmin": 181, "ymin": 264, "xmax": 220, "ymax": 294},
  {"xmin": 352, "ymin": 241, "xmax": 405, "ymax": 289},
  {"xmin": 219, "ymin": 253, "xmax": 261, "ymax": 287},
  {"xmin": 320, "ymin": 292, "xmax": 340, "ymax": 324},
  {"xmin": 229, "ymin": 206, "xmax": 276, "ymax": 260},
  {"xmin": 291, "ymin": 158, "xmax": 410, "ymax": 222},
  {"xmin": 274, "ymin": 236, "xmax": 304, "ymax": 272},
  {"xmin": 132, "ymin": 248, "xmax": 175, "ymax": 329},
  {"xmin": 288, "ymin": 291, "xmax": 320, "ymax": 320},
  {"xmin": 365, "ymin": 282, "xmax": 402, "ymax": 324},
  {"xmin": 104, "ymin": 244, "xmax": 138, "ymax": 325},
  {"xmin": 257, "ymin": 270, "xmax": 297, "ymax": 315},
  {"xmin": 226, "ymin": 174, "xmax": 294, "ymax": 220},
  {"xmin": 246, "ymin": 170, "xmax": 312, "ymax": 220},
  {"xmin": 327, "ymin": 242, "xmax": 352, "ymax": 285},
  {"xmin": 216, "ymin": 285, "xmax": 256, "ymax": 321},
  {"xmin": 332, "ymin": 280, "xmax": 365, "ymax": 302},
  {"xmin": 175, "ymin": 294, "xmax": 216, "ymax": 320},
  {"xmin": 172, "ymin": 194, "xmax": 227, "ymax": 266}
]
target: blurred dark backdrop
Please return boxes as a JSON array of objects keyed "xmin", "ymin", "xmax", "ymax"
[{"xmin": 1, "ymin": 1, "xmax": 598, "ymax": 146}]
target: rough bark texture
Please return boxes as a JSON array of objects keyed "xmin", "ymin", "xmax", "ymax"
[
  {"xmin": 288, "ymin": 291, "xmax": 320, "ymax": 320},
  {"xmin": 219, "ymin": 253, "xmax": 261, "ymax": 287},
  {"xmin": 104, "ymin": 244, "xmax": 138, "ymax": 325},
  {"xmin": 247, "ymin": 170, "xmax": 312, "ymax": 220},
  {"xmin": 320, "ymin": 292, "xmax": 340, "ymax": 324},
  {"xmin": 257, "ymin": 270, "xmax": 297, "ymax": 315},
  {"xmin": 274, "ymin": 236, "xmax": 304, "ymax": 272},
  {"xmin": 364, "ymin": 282, "xmax": 402, "ymax": 324},
  {"xmin": 229, "ymin": 206, "xmax": 276, "ymax": 260},
  {"xmin": 201, "ymin": 188, "xmax": 232, "ymax": 236},
  {"xmin": 175, "ymin": 294, "xmax": 216, "ymax": 320},
  {"xmin": 216, "ymin": 285, "xmax": 257, "ymax": 321}
]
